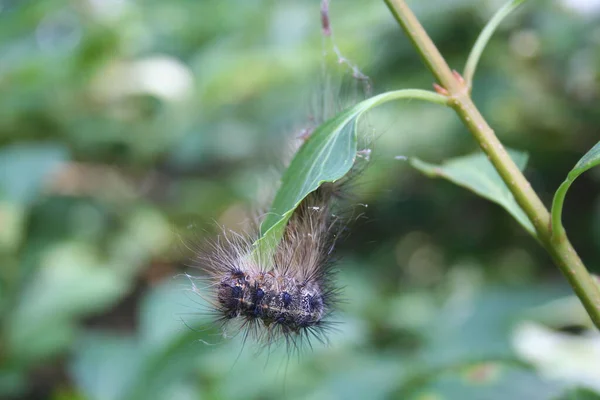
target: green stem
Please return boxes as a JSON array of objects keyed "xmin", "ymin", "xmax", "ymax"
[
  {"xmin": 463, "ymin": 0, "xmax": 528, "ymax": 89},
  {"xmin": 383, "ymin": 0, "xmax": 461, "ymax": 93},
  {"xmin": 384, "ymin": 0, "xmax": 600, "ymax": 329},
  {"xmin": 551, "ymin": 141, "xmax": 600, "ymax": 242},
  {"xmin": 551, "ymin": 180, "xmax": 570, "ymax": 240}
]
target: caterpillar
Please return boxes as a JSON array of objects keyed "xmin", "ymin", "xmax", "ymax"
[
  {"xmin": 191, "ymin": 177, "xmax": 347, "ymax": 352},
  {"xmin": 186, "ymin": 0, "xmax": 371, "ymax": 354},
  {"xmin": 186, "ymin": 80, "xmax": 371, "ymax": 352}
]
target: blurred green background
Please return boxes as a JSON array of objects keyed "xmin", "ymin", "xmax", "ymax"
[{"xmin": 1, "ymin": 0, "xmax": 600, "ymax": 399}]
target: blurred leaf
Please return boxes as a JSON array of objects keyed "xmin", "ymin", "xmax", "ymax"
[
  {"xmin": 418, "ymin": 283, "xmax": 569, "ymax": 365},
  {"xmin": 7, "ymin": 242, "xmax": 129, "ymax": 361},
  {"xmin": 0, "ymin": 367, "xmax": 27, "ymax": 398},
  {"xmin": 51, "ymin": 387, "xmax": 89, "ymax": 400},
  {"xmin": 0, "ymin": 202, "xmax": 26, "ymax": 251},
  {"xmin": 556, "ymin": 387, "xmax": 600, "ymax": 400},
  {"xmin": 552, "ymin": 141, "xmax": 600, "ymax": 235},
  {"xmin": 408, "ymin": 362, "xmax": 565, "ymax": 400},
  {"xmin": 1, "ymin": 0, "xmax": 599, "ymax": 398},
  {"xmin": 409, "ymin": 149, "xmax": 535, "ymax": 235},
  {"xmin": 71, "ymin": 335, "xmax": 140, "ymax": 400},
  {"xmin": 512, "ymin": 322, "xmax": 600, "ymax": 394},
  {"xmin": 305, "ymin": 358, "xmax": 405, "ymax": 400},
  {"xmin": 71, "ymin": 278, "xmax": 213, "ymax": 400},
  {"xmin": 255, "ymin": 89, "xmax": 446, "ymax": 255},
  {"xmin": 0, "ymin": 143, "xmax": 68, "ymax": 204},
  {"xmin": 7, "ymin": 205, "xmax": 171, "ymax": 363}
]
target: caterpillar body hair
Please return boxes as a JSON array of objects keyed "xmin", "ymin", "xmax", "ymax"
[
  {"xmin": 188, "ymin": 79, "xmax": 371, "ymax": 352},
  {"xmin": 193, "ymin": 181, "xmax": 345, "ymax": 352}
]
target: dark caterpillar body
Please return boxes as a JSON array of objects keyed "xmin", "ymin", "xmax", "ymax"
[
  {"xmin": 217, "ymin": 269, "xmax": 325, "ymax": 333},
  {"xmin": 196, "ymin": 183, "xmax": 341, "ymax": 349}
]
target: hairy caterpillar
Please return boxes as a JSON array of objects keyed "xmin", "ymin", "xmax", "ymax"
[
  {"xmin": 191, "ymin": 181, "xmax": 345, "ymax": 352},
  {"xmin": 186, "ymin": 94, "xmax": 371, "ymax": 352},
  {"xmin": 186, "ymin": 0, "xmax": 371, "ymax": 353},
  {"xmin": 187, "ymin": 99, "xmax": 368, "ymax": 351}
]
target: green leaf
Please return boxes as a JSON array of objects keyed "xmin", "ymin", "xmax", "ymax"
[
  {"xmin": 71, "ymin": 279, "xmax": 214, "ymax": 400},
  {"xmin": 0, "ymin": 368, "xmax": 27, "ymax": 398},
  {"xmin": 0, "ymin": 143, "xmax": 68, "ymax": 205},
  {"xmin": 7, "ymin": 242, "xmax": 129, "ymax": 361},
  {"xmin": 464, "ymin": 0, "xmax": 530, "ymax": 87},
  {"xmin": 571, "ymin": 142, "xmax": 600, "ymax": 175},
  {"xmin": 556, "ymin": 387, "xmax": 600, "ymax": 400},
  {"xmin": 552, "ymin": 141, "xmax": 600, "ymax": 237},
  {"xmin": 409, "ymin": 362, "xmax": 565, "ymax": 400},
  {"xmin": 7, "ymin": 207, "xmax": 171, "ymax": 364},
  {"xmin": 254, "ymin": 89, "xmax": 447, "ymax": 255},
  {"xmin": 409, "ymin": 149, "xmax": 535, "ymax": 236},
  {"xmin": 71, "ymin": 334, "xmax": 140, "ymax": 400}
]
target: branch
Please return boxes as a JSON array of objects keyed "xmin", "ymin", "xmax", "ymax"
[{"xmin": 384, "ymin": 0, "xmax": 600, "ymax": 329}]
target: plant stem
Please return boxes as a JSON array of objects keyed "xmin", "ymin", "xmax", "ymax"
[
  {"xmin": 551, "ymin": 180, "xmax": 571, "ymax": 240},
  {"xmin": 384, "ymin": 0, "xmax": 600, "ymax": 329},
  {"xmin": 463, "ymin": 0, "xmax": 528, "ymax": 89}
]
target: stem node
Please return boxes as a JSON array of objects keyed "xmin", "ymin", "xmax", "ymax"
[{"xmin": 433, "ymin": 83, "xmax": 449, "ymax": 96}]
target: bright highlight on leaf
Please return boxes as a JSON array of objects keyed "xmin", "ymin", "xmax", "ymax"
[
  {"xmin": 409, "ymin": 149, "xmax": 535, "ymax": 236},
  {"xmin": 552, "ymin": 141, "xmax": 600, "ymax": 238},
  {"xmin": 254, "ymin": 89, "xmax": 447, "ymax": 255}
]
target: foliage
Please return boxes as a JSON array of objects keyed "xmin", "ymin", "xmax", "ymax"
[
  {"xmin": 409, "ymin": 149, "xmax": 534, "ymax": 236},
  {"xmin": 0, "ymin": 0, "xmax": 599, "ymax": 399}
]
